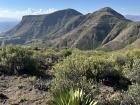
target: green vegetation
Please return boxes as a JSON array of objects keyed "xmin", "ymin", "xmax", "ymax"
[
  {"xmin": 0, "ymin": 46, "xmax": 38, "ymax": 75},
  {"xmin": 49, "ymin": 89, "xmax": 98, "ymax": 105},
  {"xmin": 0, "ymin": 46, "xmax": 72, "ymax": 76},
  {"xmin": 1, "ymin": 45, "xmax": 140, "ymax": 104}
]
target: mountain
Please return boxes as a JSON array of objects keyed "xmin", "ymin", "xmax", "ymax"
[
  {"xmin": 2, "ymin": 7, "xmax": 140, "ymax": 51},
  {"xmin": 101, "ymin": 22, "xmax": 140, "ymax": 50},
  {"xmin": 3, "ymin": 9, "xmax": 83, "ymax": 44},
  {"xmin": 125, "ymin": 15, "xmax": 140, "ymax": 21},
  {"xmin": 52, "ymin": 7, "xmax": 130, "ymax": 50},
  {"xmin": 5, "ymin": 9, "xmax": 83, "ymax": 38},
  {"xmin": 0, "ymin": 21, "xmax": 18, "ymax": 33}
]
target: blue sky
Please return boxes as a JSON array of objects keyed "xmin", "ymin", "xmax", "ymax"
[{"xmin": 0, "ymin": 0, "xmax": 140, "ymax": 20}]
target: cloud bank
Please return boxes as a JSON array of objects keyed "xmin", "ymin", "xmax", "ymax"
[{"xmin": 0, "ymin": 8, "xmax": 57, "ymax": 20}]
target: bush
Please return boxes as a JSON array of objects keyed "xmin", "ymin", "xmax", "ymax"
[
  {"xmin": 124, "ymin": 84, "xmax": 140, "ymax": 105},
  {"xmin": 0, "ymin": 46, "xmax": 39, "ymax": 75},
  {"xmin": 1, "ymin": 46, "xmax": 139, "ymax": 104},
  {"xmin": 125, "ymin": 49, "xmax": 140, "ymax": 59},
  {"xmin": 43, "ymin": 48, "xmax": 72, "ymax": 58},
  {"xmin": 124, "ymin": 59, "xmax": 140, "ymax": 84},
  {"xmin": 51, "ymin": 52, "xmax": 130, "ymax": 95}
]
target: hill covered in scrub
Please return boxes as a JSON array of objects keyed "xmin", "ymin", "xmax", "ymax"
[
  {"xmin": 0, "ymin": 46, "xmax": 140, "ymax": 105},
  {"xmin": 1, "ymin": 7, "xmax": 140, "ymax": 51}
]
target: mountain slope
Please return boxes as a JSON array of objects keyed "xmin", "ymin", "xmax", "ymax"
[
  {"xmin": 102, "ymin": 22, "xmax": 140, "ymax": 50},
  {"xmin": 48, "ymin": 7, "xmax": 131, "ymax": 50},
  {"xmin": 3, "ymin": 7, "xmax": 140, "ymax": 50},
  {"xmin": 5, "ymin": 9, "xmax": 83, "ymax": 38}
]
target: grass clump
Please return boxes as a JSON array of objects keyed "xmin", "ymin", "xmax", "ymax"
[{"xmin": 49, "ymin": 89, "xmax": 98, "ymax": 105}]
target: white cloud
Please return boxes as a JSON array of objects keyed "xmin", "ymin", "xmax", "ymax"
[{"xmin": 0, "ymin": 8, "xmax": 57, "ymax": 20}]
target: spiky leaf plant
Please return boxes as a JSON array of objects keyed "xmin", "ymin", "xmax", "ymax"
[{"xmin": 49, "ymin": 89, "xmax": 98, "ymax": 105}]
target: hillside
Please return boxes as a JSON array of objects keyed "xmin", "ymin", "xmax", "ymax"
[
  {"xmin": 0, "ymin": 46, "xmax": 140, "ymax": 105},
  {"xmin": 102, "ymin": 22, "xmax": 140, "ymax": 50},
  {"xmin": 52, "ymin": 7, "xmax": 130, "ymax": 50},
  {"xmin": 2, "ymin": 7, "xmax": 140, "ymax": 50},
  {"xmin": 3, "ymin": 9, "xmax": 83, "ymax": 44}
]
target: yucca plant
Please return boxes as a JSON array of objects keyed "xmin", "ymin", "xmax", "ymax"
[{"xmin": 49, "ymin": 89, "xmax": 98, "ymax": 105}]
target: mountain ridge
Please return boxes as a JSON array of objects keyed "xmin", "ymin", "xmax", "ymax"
[{"xmin": 2, "ymin": 7, "xmax": 140, "ymax": 51}]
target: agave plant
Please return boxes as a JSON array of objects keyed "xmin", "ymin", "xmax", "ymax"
[{"xmin": 50, "ymin": 89, "xmax": 98, "ymax": 105}]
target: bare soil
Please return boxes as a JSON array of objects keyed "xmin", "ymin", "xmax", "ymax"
[{"xmin": 0, "ymin": 75, "xmax": 50, "ymax": 105}]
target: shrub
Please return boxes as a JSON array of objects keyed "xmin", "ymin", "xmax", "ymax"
[
  {"xmin": 43, "ymin": 48, "xmax": 72, "ymax": 58},
  {"xmin": 124, "ymin": 84, "xmax": 140, "ymax": 105},
  {"xmin": 123, "ymin": 58, "xmax": 140, "ymax": 84},
  {"xmin": 125, "ymin": 49, "xmax": 140, "ymax": 59},
  {"xmin": 51, "ymin": 52, "xmax": 130, "ymax": 95},
  {"xmin": 114, "ymin": 55, "xmax": 128, "ymax": 66},
  {"xmin": 0, "ymin": 46, "xmax": 39, "ymax": 75}
]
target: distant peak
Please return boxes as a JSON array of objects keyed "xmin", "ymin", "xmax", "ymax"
[
  {"xmin": 99, "ymin": 7, "xmax": 114, "ymax": 11},
  {"xmin": 98, "ymin": 7, "xmax": 117, "ymax": 13},
  {"xmin": 55, "ymin": 8, "xmax": 83, "ymax": 15},
  {"xmin": 64, "ymin": 8, "xmax": 78, "ymax": 11},
  {"xmin": 96, "ymin": 7, "xmax": 125, "ymax": 19}
]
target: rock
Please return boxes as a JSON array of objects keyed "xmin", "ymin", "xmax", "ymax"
[{"xmin": 0, "ymin": 93, "xmax": 9, "ymax": 100}]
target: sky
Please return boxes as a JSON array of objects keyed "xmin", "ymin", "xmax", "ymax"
[{"xmin": 0, "ymin": 0, "xmax": 140, "ymax": 20}]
